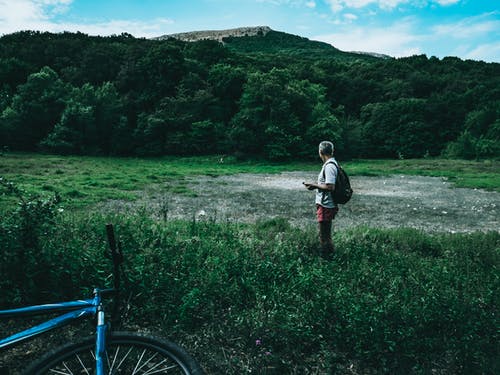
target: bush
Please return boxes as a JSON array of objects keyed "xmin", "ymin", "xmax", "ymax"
[
  {"xmin": 444, "ymin": 130, "xmax": 500, "ymax": 159},
  {"xmin": 0, "ymin": 179, "xmax": 63, "ymax": 304}
]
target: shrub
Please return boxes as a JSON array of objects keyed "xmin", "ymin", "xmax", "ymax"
[
  {"xmin": 0, "ymin": 179, "xmax": 63, "ymax": 304},
  {"xmin": 444, "ymin": 130, "xmax": 500, "ymax": 159}
]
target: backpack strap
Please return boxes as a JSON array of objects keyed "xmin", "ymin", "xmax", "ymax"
[
  {"xmin": 322, "ymin": 159, "xmax": 338, "ymax": 181},
  {"xmin": 321, "ymin": 160, "xmax": 338, "ymax": 204}
]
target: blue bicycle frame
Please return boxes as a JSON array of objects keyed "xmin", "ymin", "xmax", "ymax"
[{"xmin": 0, "ymin": 288, "xmax": 111, "ymax": 374}]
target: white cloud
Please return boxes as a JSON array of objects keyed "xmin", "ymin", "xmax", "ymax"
[
  {"xmin": 312, "ymin": 12, "xmax": 499, "ymax": 62},
  {"xmin": 0, "ymin": 17, "xmax": 175, "ymax": 38},
  {"xmin": 434, "ymin": 0, "xmax": 459, "ymax": 5},
  {"xmin": 0, "ymin": 0, "xmax": 73, "ymax": 21},
  {"xmin": 324, "ymin": 0, "xmax": 463, "ymax": 12},
  {"xmin": 0, "ymin": 1, "xmax": 51, "ymax": 35},
  {"xmin": 463, "ymin": 41, "xmax": 500, "ymax": 62},
  {"xmin": 256, "ymin": 0, "xmax": 315, "ymax": 5},
  {"xmin": 0, "ymin": 0, "xmax": 74, "ymax": 33},
  {"xmin": 0, "ymin": 0, "xmax": 45, "ymax": 23},
  {"xmin": 312, "ymin": 19, "xmax": 422, "ymax": 57},
  {"xmin": 51, "ymin": 18, "xmax": 175, "ymax": 38},
  {"xmin": 344, "ymin": 13, "xmax": 358, "ymax": 20},
  {"xmin": 429, "ymin": 13, "xmax": 500, "ymax": 62},
  {"xmin": 432, "ymin": 14, "xmax": 500, "ymax": 39},
  {"xmin": 325, "ymin": 0, "xmax": 343, "ymax": 11},
  {"xmin": 38, "ymin": 0, "xmax": 73, "ymax": 4},
  {"xmin": 0, "ymin": 0, "xmax": 174, "ymax": 37},
  {"xmin": 324, "ymin": 0, "xmax": 409, "ymax": 12}
]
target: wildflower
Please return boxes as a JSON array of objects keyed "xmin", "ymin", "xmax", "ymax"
[{"xmin": 255, "ymin": 339, "xmax": 261, "ymax": 346}]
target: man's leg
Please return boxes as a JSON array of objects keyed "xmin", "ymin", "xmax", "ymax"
[
  {"xmin": 319, "ymin": 220, "xmax": 334, "ymax": 258},
  {"xmin": 316, "ymin": 205, "xmax": 337, "ymax": 258}
]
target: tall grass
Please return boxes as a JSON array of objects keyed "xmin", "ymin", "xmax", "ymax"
[{"xmin": 1, "ymin": 198, "xmax": 498, "ymax": 373}]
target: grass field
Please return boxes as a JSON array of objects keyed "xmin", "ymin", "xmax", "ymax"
[
  {"xmin": 349, "ymin": 158, "xmax": 500, "ymax": 190},
  {"xmin": 1, "ymin": 152, "xmax": 499, "ymax": 211},
  {"xmin": 1, "ymin": 153, "xmax": 499, "ymax": 373}
]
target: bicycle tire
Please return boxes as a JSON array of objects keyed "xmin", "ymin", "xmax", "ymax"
[{"xmin": 24, "ymin": 331, "xmax": 205, "ymax": 374}]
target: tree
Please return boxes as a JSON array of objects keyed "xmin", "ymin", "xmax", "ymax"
[
  {"xmin": 230, "ymin": 68, "xmax": 339, "ymax": 160},
  {"xmin": 137, "ymin": 43, "xmax": 186, "ymax": 107},
  {"xmin": 444, "ymin": 104, "xmax": 500, "ymax": 159},
  {"xmin": 0, "ymin": 57, "xmax": 31, "ymax": 92},
  {"xmin": 135, "ymin": 88, "xmax": 218, "ymax": 155},
  {"xmin": 185, "ymin": 39, "xmax": 230, "ymax": 66},
  {"xmin": 40, "ymin": 82, "xmax": 126, "ymax": 155},
  {"xmin": 77, "ymin": 42, "xmax": 124, "ymax": 85},
  {"xmin": 0, "ymin": 67, "xmax": 69, "ymax": 150},
  {"xmin": 360, "ymin": 98, "xmax": 433, "ymax": 158},
  {"xmin": 207, "ymin": 64, "xmax": 246, "ymax": 123},
  {"xmin": 40, "ymin": 102, "xmax": 91, "ymax": 154}
]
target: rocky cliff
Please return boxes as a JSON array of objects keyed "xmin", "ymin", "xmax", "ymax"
[{"xmin": 155, "ymin": 26, "xmax": 272, "ymax": 42}]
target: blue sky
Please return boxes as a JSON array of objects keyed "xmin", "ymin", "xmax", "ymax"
[{"xmin": 0, "ymin": 0, "xmax": 498, "ymax": 62}]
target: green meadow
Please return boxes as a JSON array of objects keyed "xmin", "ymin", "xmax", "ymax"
[{"xmin": 1, "ymin": 153, "xmax": 498, "ymax": 211}]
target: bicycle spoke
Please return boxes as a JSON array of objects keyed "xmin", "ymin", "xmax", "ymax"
[
  {"xmin": 137, "ymin": 351, "xmax": 166, "ymax": 374},
  {"xmin": 141, "ymin": 358, "xmax": 165, "ymax": 375},
  {"xmin": 48, "ymin": 370, "xmax": 70, "ymax": 375},
  {"xmin": 75, "ymin": 353, "xmax": 91, "ymax": 375},
  {"xmin": 63, "ymin": 362, "xmax": 73, "ymax": 375},
  {"xmin": 108, "ymin": 345, "xmax": 119, "ymax": 371},
  {"xmin": 132, "ymin": 348, "xmax": 148, "ymax": 374},
  {"xmin": 48, "ymin": 361, "xmax": 73, "ymax": 375},
  {"xmin": 142, "ymin": 359, "xmax": 178, "ymax": 375},
  {"xmin": 43, "ymin": 345, "xmax": 185, "ymax": 374},
  {"xmin": 48, "ymin": 369, "xmax": 71, "ymax": 375},
  {"xmin": 29, "ymin": 333, "xmax": 201, "ymax": 374},
  {"xmin": 113, "ymin": 345, "xmax": 134, "ymax": 370}
]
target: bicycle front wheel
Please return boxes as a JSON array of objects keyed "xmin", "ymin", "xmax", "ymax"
[{"xmin": 25, "ymin": 331, "xmax": 204, "ymax": 374}]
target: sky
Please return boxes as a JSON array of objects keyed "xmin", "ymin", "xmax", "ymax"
[{"xmin": 0, "ymin": 0, "xmax": 499, "ymax": 62}]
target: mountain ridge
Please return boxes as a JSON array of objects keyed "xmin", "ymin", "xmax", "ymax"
[
  {"xmin": 156, "ymin": 26, "xmax": 391, "ymax": 59},
  {"xmin": 155, "ymin": 26, "xmax": 272, "ymax": 43}
]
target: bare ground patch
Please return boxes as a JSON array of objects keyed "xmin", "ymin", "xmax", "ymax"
[{"xmin": 101, "ymin": 173, "xmax": 499, "ymax": 233}]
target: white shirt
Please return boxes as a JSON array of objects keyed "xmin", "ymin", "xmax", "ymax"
[{"xmin": 315, "ymin": 158, "xmax": 338, "ymax": 208}]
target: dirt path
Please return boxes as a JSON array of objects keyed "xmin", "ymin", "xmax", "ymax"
[{"xmin": 106, "ymin": 173, "xmax": 499, "ymax": 233}]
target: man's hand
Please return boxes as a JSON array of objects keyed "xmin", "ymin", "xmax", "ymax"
[{"xmin": 303, "ymin": 182, "xmax": 316, "ymax": 191}]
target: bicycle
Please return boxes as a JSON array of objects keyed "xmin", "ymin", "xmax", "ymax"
[{"xmin": 0, "ymin": 224, "xmax": 205, "ymax": 374}]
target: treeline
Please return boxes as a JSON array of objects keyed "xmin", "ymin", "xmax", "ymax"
[{"xmin": 0, "ymin": 30, "xmax": 499, "ymax": 160}]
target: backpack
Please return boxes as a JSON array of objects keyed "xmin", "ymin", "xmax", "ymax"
[{"xmin": 323, "ymin": 160, "xmax": 353, "ymax": 204}]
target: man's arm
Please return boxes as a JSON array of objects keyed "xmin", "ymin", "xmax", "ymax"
[{"xmin": 303, "ymin": 182, "xmax": 335, "ymax": 192}]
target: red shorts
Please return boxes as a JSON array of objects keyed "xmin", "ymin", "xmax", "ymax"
[{"xmin": 316, "ymin": 205, "xmax": 339, "ymax": 222}]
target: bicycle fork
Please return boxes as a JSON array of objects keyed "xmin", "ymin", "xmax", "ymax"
[
  {"xmin": 94, "ymin": 289, "xmax": 112, "ymax": 375},
  {"xmin": 96, "ymin": 307, "xmax": 107, "ymax": 375}
]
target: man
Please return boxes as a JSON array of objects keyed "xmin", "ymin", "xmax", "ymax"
[{"xmin": 303, "ymin": 141, "xmax": 338, "ymax": 258}]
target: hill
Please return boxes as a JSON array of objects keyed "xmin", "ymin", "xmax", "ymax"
[{"xmin": 157, "ymin": 26, "xmax": 381, "ymax": 60}]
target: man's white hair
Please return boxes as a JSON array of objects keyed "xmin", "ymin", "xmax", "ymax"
[{"xmin": 319, "ymin": 141, "xmax": 334, "ymax": 156}]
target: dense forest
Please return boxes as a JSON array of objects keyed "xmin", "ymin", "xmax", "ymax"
[{"xmin": 0, "ymin": 30, "xmax": 499, "ymax": 160}]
